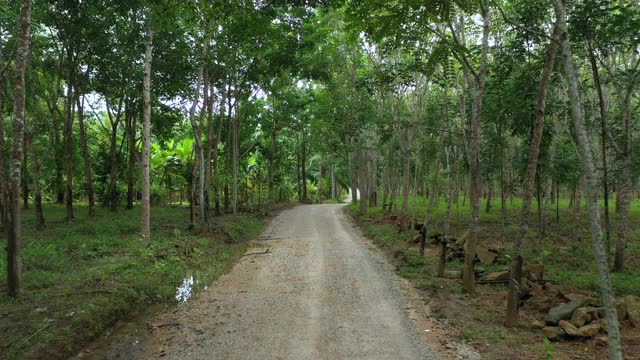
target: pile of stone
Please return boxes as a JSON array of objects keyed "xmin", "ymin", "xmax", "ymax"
[
  {"xmin": 442, "ymin": 233, "xmax": 510, "ymax": 266},
  {"xmin": 541, "ymin": 294, "xmax": 640, "ymax": 342},
  {"xmin": 478, "ymin": 264, "xmax": 545, "ymax": 283}
]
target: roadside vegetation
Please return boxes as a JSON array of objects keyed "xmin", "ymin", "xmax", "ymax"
[
  {"xmin": 0, "ymin": 206, "xmax": 264, "ymax": 359},
  {"xmin": 348, "ymin": 197, "xmax": 640, "ymax": 358}
]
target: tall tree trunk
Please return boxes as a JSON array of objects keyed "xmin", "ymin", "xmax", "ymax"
[
  {"xmin": 0, "ymin": 54, "xmax": 7, "ymax": 233},
  {"xmin": 27, "ymin": 132, "xmax": 44, "ymax": 229},
  {"xmin": 500, "ymin": 134, "xmax": 507, "ymax": 243},
  {"xmin": 588, "ymin": 46, "xmax": 611, "ymax": 263},
  {"xmin": 213, "ymin": 87, "xmax": 225, "ymax": 216},
  {"xmin": 77, "ymin": 95, "xmax": 95, "ymax": 216},
  {"xmin": 108, "ymin": 119, "xmax": 119, "ymax": 211},
  {"xmin": 301, "ymin": 138, "xmax": 308, "ymax": 202},
  {"xmin": 349, "ymin": 137, "xmax": 358, "ymax": 203},
  {"xmin": 7, "ymin": 0, "xmax": 32, "ymax": 298},
  {"xmin": 505, "ymin": 19, "xmax": 560, "ymax": 327},
  {"xmin": 189, "ymin": 54, "xmax": 206, "ymax": 228},
  {"xmin": 462, "ymin": 8, "xmax": 490, "ymax": 295},
  {"xmin": 21, "ymin": 139, "xmax": 28, "ymax": 210},
  {"xmin": 140, "ymin": 22, "xmax": 153, "ymax": 242},
  {"xmin": 269, "ymin": 100, "xmax": 278, "ymax": 203},
  {"xmin": 64, "ymin": 47, "xmax": 75, "ymax": 221},
  {"xmin": 126, "ymin": 108, "xmax": 137, "ymax": 210},
  {"xmin": 53, "ymin": 116, "xmax": 65, "ymax": 204},
  {"xmin": 359, "ymin": 139, "xmax": 369, "ymax": 215},
  {"xmin": 232, "ymin": 116, "xmax": 239, "ymax": 214},
  {"xmin": 331, "ymin": 164, "xmax": 337, "ymax": 199},
  {"xmin": 204, "ymin": 78, "xmax": 215, "ymax": 218},
  {"xmin": 224, "ymin": 96, "xmax": 232, "ymax": 211},
  {"xmin": 554, "ymin": 1, "xmax": 622, "ymax": 357},
  {"xmin": 400, "ymin": 150, "xmax": 411, "ymax": 231},
  {"xmin": 614, "ymin": 96, "xmax": 632, "ymax": 273}
]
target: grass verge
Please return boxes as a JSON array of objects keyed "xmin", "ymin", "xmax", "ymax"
[{"xmin": 0, "ymin": 205, "xmax": 264, "ymax": 359}]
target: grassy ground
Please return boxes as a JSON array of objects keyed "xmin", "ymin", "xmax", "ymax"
[
  {"xmin": 0, "ymin": 205, "xmax": 265, "ymax": 359},
  {"xmin": 347, "ymin": 195, "xmax": 640, "ymax": 359},
  {"xmin": 352, "ymin": 195, "xmax": 640, "ymax": 294}
]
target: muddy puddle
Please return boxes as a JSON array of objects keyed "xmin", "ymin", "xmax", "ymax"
[{"xmin": 71, "ymin": 273, "xmax": 207, "ymax": 359}]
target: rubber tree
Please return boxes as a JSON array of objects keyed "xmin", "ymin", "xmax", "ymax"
[
  {"xmin": 553, "ymin": 0, "xmax": 622, "ymax": 357},
  {"xmin": 505, "ymin": 18, "xmax": 561, "ymax": 328},
  {"xmin": 7, "ymin": 0, "xmax": 33, "ymax": 297},
  {"xmin": 140, "ymin": 18, "xmax": 153, "ymax": 242}
]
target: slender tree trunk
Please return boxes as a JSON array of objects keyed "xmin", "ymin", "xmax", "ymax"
[
  {"xmin": 27, "ymin": 133, "xmax": 44, "ymax": 229},
  {"xmin": 21, "ymin": 138, "xmax": 28, "ymax": 210},
  {"xmin": 588, "ymin": 46, "xmax": 611, "ymax": 263},
  {"xmin": 140, "ymin": 22, "xmax": 153, "ymax": 242},
  {"xmin": 108, "ymin": 120, "xmax": 119, "ymax": 211},
  {"xmin": 204, "ymin": 78, "xmax": 215, "ymax": 218},
  {"xmin": 359, "ymin": 140, "xmax": 369, "ymax": 215},
  {"xmin": 213, "ymin": 88, "xmax": 225, "ymax": 216},
  {"xmin": 126, "ymin": 108, "xmax": 137, "ymax": 210},
  {"xmin": 64, "ymin": 47, "xmax": 75, "ymax": 221},
  {"xmin": 189, "ymin": 54, "xmax": 205, "ymax": 227},
  {"xmin": 614, "ymin": 97, "xmax": 632, "ymax": 273},
  {"xmin": 224, "ymin": 97, "xmax": 232, "ymax": 211},
  {"xmin": 77, "ymin": 94, "xmax": 95, "ymax": 216},
  {"xmin": 53, "ymin": 115, "xmax": 65, "ymax": 204},
  {"xmin": 269, "ymin": 99, "xmax": 278, "ymax": 203},
  {"xmin": 554, "ymin": 1, "xmax": 622, "ymax": 357},
  {"xmin": 7, "ymin": 0, "xmax": 32, "ymax": 298},
  {"xmin": 0, "ymin": 60, "xmax": 7, "ymax": 232},
  {"xmin": 500, "ymin": 137, "xmax": 507, "ymax": 243},
  {"xmin": 301, "ymin": 138, "xmax": 308, "ymax": 202},
  {"xmin": 232, "ymin": 116, "xmax": 239, "ymax": 214},
  {"xmin": 505, "ymin": 19, "xmax": 560, "ymax": 327},
  {"xmin": 441, "ymin": 145, "xmax": 458, "ymax": 276},
  {"xmin": 349, "ymin": 137, "xmax": 358, "ymax": 203},
  {"xmin": 462, "ymin": 8, "xmax": 490, "ymax": 295}
]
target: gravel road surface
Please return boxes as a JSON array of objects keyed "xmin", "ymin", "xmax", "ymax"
[{"xmin": 90, "ymin": 204, "xmax": 434, "ymax": 360}]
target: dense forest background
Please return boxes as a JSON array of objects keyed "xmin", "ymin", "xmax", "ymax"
[{"xmin": 0, "ymin": 0, "xmax": 639, "ymax": 358}]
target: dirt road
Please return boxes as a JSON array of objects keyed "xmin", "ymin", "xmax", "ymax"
[{"xmin": 89, "ymin": 204, "xmax": 434, "ymax": 359}]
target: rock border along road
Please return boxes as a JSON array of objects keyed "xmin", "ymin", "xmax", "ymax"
[{"xmin": 95, "ymin": 204, "xmax": 435, "ymax": 360}]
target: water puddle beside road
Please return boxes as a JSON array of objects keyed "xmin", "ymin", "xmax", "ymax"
[
  {"xmin": 175, "ymin": 273, "xmax": 209, "ymax": 303},
  {"xmin": 72, "ymin": 271, "xmax": 211, "ymax": 359}
]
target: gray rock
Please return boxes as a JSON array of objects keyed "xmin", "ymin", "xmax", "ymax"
[
  {"xmin": 570, "ymin": 307, "xmax": 594, "ymax": 327},
  {"xmin": 542, "ymin": 326, "xmax": 565, "ymax": 341},
  {"xmin": 545, "ymin": 300, "xmax": 585, "ymax": 325}
]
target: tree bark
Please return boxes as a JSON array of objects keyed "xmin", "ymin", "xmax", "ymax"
[
  {"xmin": 77, "ymin": 94, "xmax": 95, "ymax": 216},
  {"xmin": 0, "ymin": 52, "xmax": 7, "ymax": 233},
  {"xmin": 349, "ymin": 137, "xmax": 358, "ymax": 203},
  {"xmin": 27, "ymin": 132, "xmax": 44, "ymax": 229},
  {"xmin": 108, "ymin": 111, "xmax": 119, "ymax": 211},
  {"xmin": 140, "ymin": 22, "xmax": 153, "ymax": 243},
  {"xmin": 301, "ymin": 137, "xmax": 308, "ymax": 202},
  {"xmin": 462, "ymin": 8, "xmax": 490, "ymax": 295},
  {"xmin": 64, "ymin": 46, "xmax": 75, "ymax": 220},
  {"xmin": 553, "ymin": 1, "xmax": 622, "ymax": 357},
  {"xmin": 189, "ymin": 50, "xmax": 206, "ymax": 228},
  {"xmin": 269, "ymin": 98, "xmax": 278, "ymax": 203},
  {"xmin": 125, "ymin": 106, "xmax": 137, "ymax": 210},
  {"xmin": 588, "ymin": 46, "xmax": 611, "ymax": 263},
  {"xmin": 505, "ymin": 18, "xmax": 560, "ymax": 327},
  {"xmin": 232, "ymin": 115, "xmax": 239, "ymax": 214},
  {"xmin": 613, "ymin": 96, "xmax": 632, "ymax": 273},
  {"xmin": 213, "ymin": 86, "xmax": 225, "ymax": 216},
  {"xmin": 204, "ymin": 78, "xmax": 215, "ymax": 218},
  {"xmin": 7, "ymin": 0, "xmax": 32, "ymax": 298}
]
